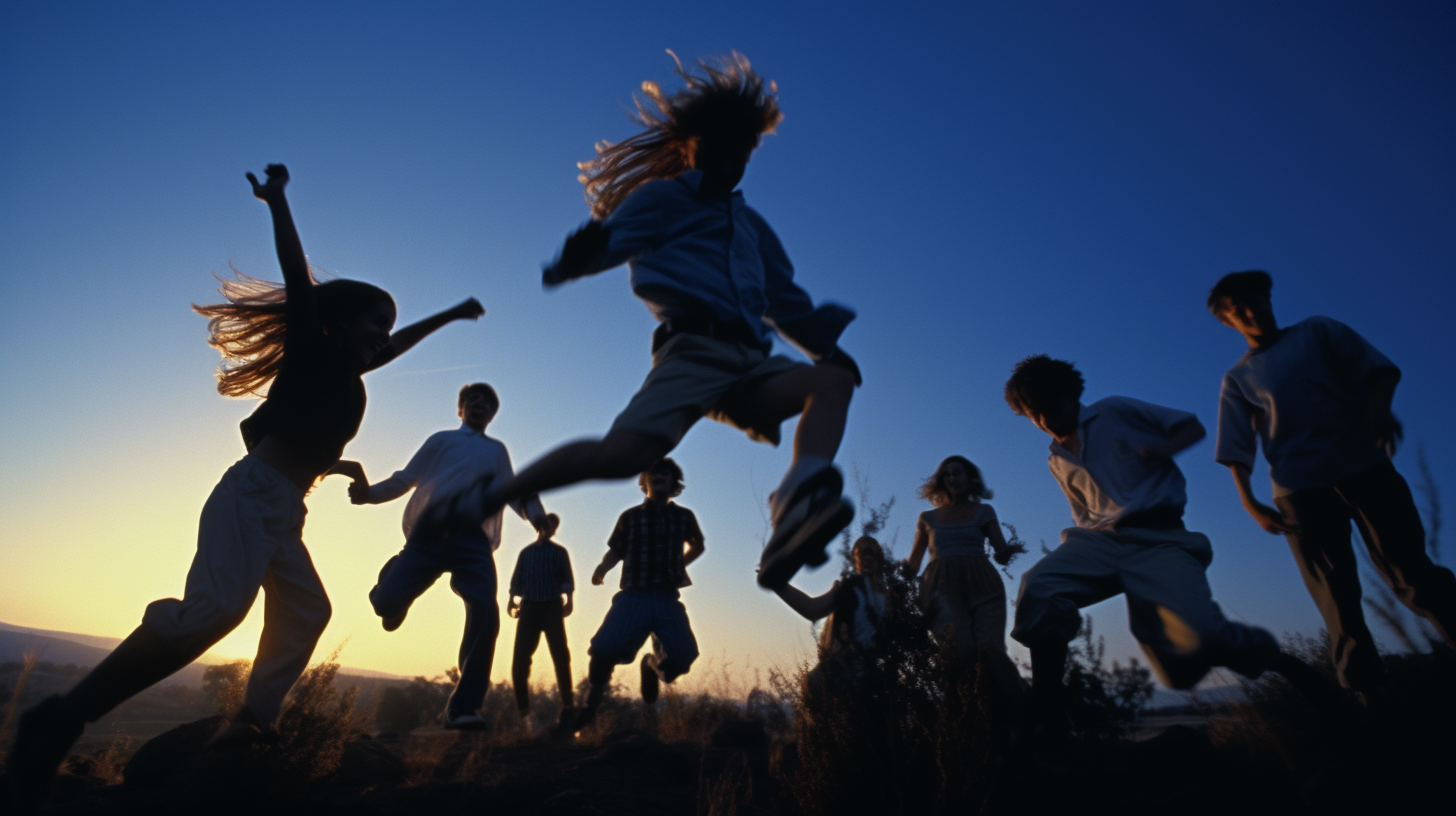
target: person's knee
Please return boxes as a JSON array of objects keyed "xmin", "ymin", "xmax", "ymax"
[
  {"xmin": 811, "ymin": 363, "xmax": 855, "ymax": 405},
  {"xmin": 1010, "ymin": 578, "xmax": 1079, "ymax": 646},
  {"xmin": 657, "ymin": 652, "xmax": 696, "ymax": 683}
]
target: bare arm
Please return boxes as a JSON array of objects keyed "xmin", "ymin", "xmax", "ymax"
[
  {"xmin": 1229, "ymin": 463, "xmax": 1292, "ymax": 534},
  {"xmin": 365, "ymin": 298, "xmax": 484, "ymax": 371},
  {"xmin": 773, "ymin": 581, "xmax": 840, "ymax": 622},
  {"xmin": 683, "ymin": 531, "xmax": 705, "ymax": 567},
  {"xmin": 247, "ymin": 165, "xmax": 317, "ymax": 331},
  {"xmin": 592, "ymin": 550, "xmax": 624, "ymax": 586},
  {"xmin": 906, "ymin": 516, "xmax": 930, "ymax": 575}
]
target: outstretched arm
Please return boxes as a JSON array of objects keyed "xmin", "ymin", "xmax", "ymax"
[
  {"xmin": 365, "ymin": 298, "xmax": 484, "ymax": 371},
  {"xmin": 1141, "ymin": 417, "xmax": 1207, "ymax": 461},
  {"xmin": 773, "ymin": 581, "xmax": 839, "ymax": 622},
  {"xmin": 591, "ymin": 550, "xmax": 624, "ymax": 585},
  {"xmin": 247, "ymin": 165, "xmax": 317, "ymax": 331},
  {"xmin": 543, "ymin": 221, "xmax": 611, "ymax": 287}
]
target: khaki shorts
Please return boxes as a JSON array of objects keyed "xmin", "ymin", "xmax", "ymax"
[{"xmin": 608, "ymin": 332, "xmax": 806, "ymax": 446}]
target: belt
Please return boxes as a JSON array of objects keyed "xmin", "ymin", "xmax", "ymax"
[
  {"xmin": 1113, "ymin": 505, "xmax": 1186, "ymax": 531},
  {"xmin": 652, "ymin": 316, "xmax": 769, "ymax": 353}
]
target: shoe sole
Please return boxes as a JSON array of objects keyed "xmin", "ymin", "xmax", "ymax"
[{"xmin": 757, "ymin": 497, "xmax": 854, "ymax": 590}]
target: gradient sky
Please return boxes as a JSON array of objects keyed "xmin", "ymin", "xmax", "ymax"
[{"xmin": 3, "ymin": 1, "xmax": 1453, "ymax": 696}]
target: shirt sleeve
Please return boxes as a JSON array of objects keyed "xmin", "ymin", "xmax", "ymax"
[
  {"xmin": 1315, "ymin": 317, "xmax": 1400, "ymax": 388},
  {"xmin": 580, "ymin": 181, "xmax": 669, "ymax": 275},
  {"xmin": 748, "ymin": 208, "xmax": 856, "ymax": 360},
  {"xmin": 367, "ymin": 435, "xmax": 437, "ymax": 504},
  {"xmin": 606, "ymin": 511, "xmax": 631, "ymax": 554},
  {"xmin": 1214, "ymin": 373, "xmax": 1260, "ymax": 471},
  {"xmin": 1118, "ymin": 396, "xmax": 1199, "ymax": 437}
]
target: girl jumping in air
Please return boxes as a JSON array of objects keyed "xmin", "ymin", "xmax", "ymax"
[
  {"xmin": 420, "ymin": 54, "xmax": 862, "ymax": 590},
  {"xmin": 7, "ymin": 165, "xmax": 483, "ymax": 804}
]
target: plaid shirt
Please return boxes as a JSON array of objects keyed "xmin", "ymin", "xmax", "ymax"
[
  {"xmin": 509, "ymin": 540, "xmax": 575, "ymax": 601},
  {"xmin": 607, "ymin": 500, "xmax": 703, "ymax": 591}
]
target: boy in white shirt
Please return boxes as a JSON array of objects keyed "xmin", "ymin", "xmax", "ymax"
[
  {"xmin": 336, "ymin": 383, "xmax": 546, "ymax": 730},
  {"xmin": 1209, "ymin": 270, "xmax": 1456, "ymax": 698},
  {"xmin": 1004, "ymin": 355, "xmax": 1322, "ymax": 735}
]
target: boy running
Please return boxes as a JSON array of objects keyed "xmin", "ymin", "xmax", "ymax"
[
  {"xmin": 571, "ymin": 458, "xmax": 705, "ymax": 732},
  {"xmin": 419, "ymin": 54, "xmax": 859, "ymax": 590},
  {"xmin": 1209, "ymin": 270, "xmax": 1456, "ymax": 697},
  {"xmin": 335, "ymin": 383, "xmax": 545, "ymax": 729},
  {"xmin": 1003, "ymin": 355, "xmax": 1323, "ymax": 735}
]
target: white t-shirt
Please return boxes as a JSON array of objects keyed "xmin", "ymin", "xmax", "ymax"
[{"xmin": 1215, "ymin": 316, "xmax": 1397, "ymax": 495}]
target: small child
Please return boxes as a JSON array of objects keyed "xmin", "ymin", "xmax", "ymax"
[
  {"xmin": 1209, "ymin": 270, "xmax": 1456, "ymax": 697},
  {"xmin": 336, "ymin": 383, "xmax": 545, "ymax": 730},
  {"xmin": 507, "ymin": 513, "xmax": 576, "ymax": 724},
  {"xmin": 418, "ymin": 53, "xmax": 859, "ymax": 591},
  {"xmin": 570, "ymin": 458, "xmax": 705, "ymax": 732},
  {"xmin": 1003, "ymin": 355, "xmax": 1323, "ymax": 736}
]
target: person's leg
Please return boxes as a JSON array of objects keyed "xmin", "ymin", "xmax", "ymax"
[
  {"xmin": 445, "ymin": 546, "xmax": 499, "ymax": 721},
  {"xmin": 243, "ymin": 536, "xmax": 333, "ymax": 728},
  {"xmin": 1117, "ymin": 529, "xmax": 1280, "ymax": 689},
  {"xmin": 573, "ymin": 591, "xmax": 654, "ymax": 729},
  {"xmin": 1011, "ymin": 529, "xmax": 1126, "ymax": 738},
  {"xmin": 1276, "ymin": 488, "xmax": 1385, "ymax": 691},
  {"xmin": 648, "ymin": 592, "xmax": 700, "ymax": 684},
  {"xmin": 540, "ymin": 606, "xmax": 575, "ymax": 709},
  {"xmin": 512, "ymin": 602, "xmax": 547, "ymax": 715},
  {"xmin": 1341, "ymin": 461, "xmax": 1456, "ymax": 648},
  {"xmin": 369, "ymin": 547, "xmax": 449, "ymax": 631}
]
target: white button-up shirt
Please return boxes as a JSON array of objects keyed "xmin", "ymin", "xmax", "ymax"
[
  {"xmin": 1049, "ymin": 398, "xmax": 1196, "ymax": 531},
  {"xmin": 577, "ymin": 169, "xmax": 855, "ymax": 360},
  {"xmin": 368, "ymin": 424, "xmax": 542, "ymax": 549}
]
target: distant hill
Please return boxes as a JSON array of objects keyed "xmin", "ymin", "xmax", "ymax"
[{"xmin": 0, "ymin": 621, "xmax": 405, "ymax": 682}]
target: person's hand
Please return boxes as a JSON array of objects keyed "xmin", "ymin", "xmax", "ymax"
[
  {"xmin": 994, "ymin": 541, "xmax": 1027, "ymax": 567},
  {"xmin": 450, "ymin": 298, "xmax": 485, "ymax": 321},
  {"xmin": 246, "ymin": 164, "xmax": 289, "ymax": 204},
  {"xmin": 592, "ymin": 565, "xmax": 608, "ymax": 586},
  {"xmin": 543, "ymin": 221, "xmax": 609, "ymax": 288},
  {"xmin": 562, "ymin": 597, "xmax": 573, "ymax": 618},
  {"xmin": 1371, "ymin": 410, "xmax": 1403, "ymax": 458},
  {"xmin": 506, "ymin": 598, "xmax": 520, "ymax": 619},
  {"xmin": 1245, "ymin": 501, "xmax": 1294, "ymax": 535},
  {"xmin": 347, "ymin": 480, "xmax": 370, "ymax": 505},
  {"xmin": 819, "ymin": 347, "xmax": 862, "ymax": 387}
]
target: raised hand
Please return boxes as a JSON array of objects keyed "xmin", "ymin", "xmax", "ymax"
[
  {"xmin": 1246, "ymin": 501, "xmax": 1294, "ymax": 535},
  {"xmin": 450, "ymin": 297, "xmax": 485, "ymax": 321},
  {"xmin": 246, "ymin": 164, "xmax": 289, "ymax": 204}
]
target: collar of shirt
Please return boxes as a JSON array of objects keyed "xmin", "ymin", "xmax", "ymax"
[
  {"xmin": 1048, "ymin": 403, "xmax": 1095, "ymax": 462},
  {"xmin": 457, "ymin": 422, "xmax": 486, "ymax": 438}
]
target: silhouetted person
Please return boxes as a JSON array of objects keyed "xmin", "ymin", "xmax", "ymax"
[
  {"xmin": 773, "ymin": 535, "xmax": 889, "ymax": 684},
  {"xmin": 336, "ymin": 382, "xmax": 546, "ymax": 729},
  {"xmin": 507, "ymin": 513, "xmax": 576, "ymax": 726},
  {"xmin": 5, "ymin": 165, "xmax": 482, "ymax": 806},
  {"xmin": 1004, "ymin": 355, "xmax": 1324, "ymax": 738},
  {"xmin": 416, "ymin": 53, "xmax": 860, "ymax": 591},
  {"xmin": 570, "ymin": 459, "xmax": 704, "ymax": 732},
  {"xmin": 906, "ymin": 457, "xmax": 1026, "ymax": 714},
  {"xmin": 1209, "ymin": 270, "xmax": 1456, "ymax": 699}
]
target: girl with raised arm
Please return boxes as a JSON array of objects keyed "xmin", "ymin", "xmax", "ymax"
[{"xmin": 7, "ymin": 165, "xmax": 482, "ymax": 804}]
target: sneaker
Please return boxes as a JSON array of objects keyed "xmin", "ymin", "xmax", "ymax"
[
  {"xmin": 414, "ymin": 475, "xmax": 502, "ymax": 543},
  {"xmin": 5, "ymin": 696, "xmax": 85, "ymax": 810},
  {"xmin": 443, "ymin": 712, "xmax": 488, "ymax": 731},
  {"xmin": 640, "ymin": 655, "xmax": 660, "ymax": 705},
  {"xmin": 758, "ymin": 467, "xmax": 853, "ymax": 590}
]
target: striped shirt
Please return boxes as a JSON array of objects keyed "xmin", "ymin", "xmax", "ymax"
[
  {"xmin": 509, "ymin": 540, "xmax": 575, "ymax": 601},
  {"xmin": 607, "ymin": 500, "xmax": 703, "ymax": 591}
]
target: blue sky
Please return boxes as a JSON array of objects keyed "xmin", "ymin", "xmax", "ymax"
[{"xmin": 2, "ymin": 1, "xmax": 1452, "ymax": 691}]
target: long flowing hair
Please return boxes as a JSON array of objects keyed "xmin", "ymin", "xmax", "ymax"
[
  {"xmin": 193, "ymin": 268, "xmax": 393, "ymax": 398},
  {"xmin": 580, "ymin": 51, "xmax": 783, "ymax": 219},
  {"xmin": 917, "ymin": 456, "xmax": 994, "ymax": 507}
]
